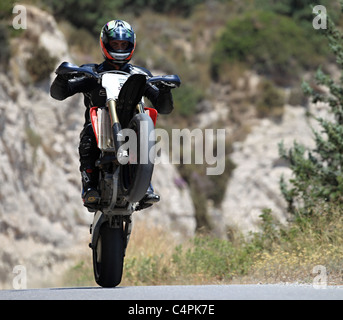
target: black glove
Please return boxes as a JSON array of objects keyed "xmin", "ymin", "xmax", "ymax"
[
  {"xmin": 156, "ymin": 81, "xmax": 177, "ymax": 92},
  {"xmin": 55, "ymin": 72, "xmax": 77, "ymax": 81}
]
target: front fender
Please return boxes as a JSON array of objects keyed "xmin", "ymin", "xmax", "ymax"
[{"xmin": 90, "ymin": 211, "xmax": 107, "ymax": 249}]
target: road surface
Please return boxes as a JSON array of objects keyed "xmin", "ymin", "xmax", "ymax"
[{"xmin": 1, "ymin": 284, "xmax": 343, "ymax": 300}]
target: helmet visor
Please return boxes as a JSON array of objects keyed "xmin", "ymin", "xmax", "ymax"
[
  {"xmin": 106, "ymin": 21, "xmax": 135, "ymax": 52},
  {"xmin": 100, "ymin": 20, "xmax": 136, "ymax": 62}
]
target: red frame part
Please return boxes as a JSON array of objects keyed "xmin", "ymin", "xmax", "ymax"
[
  {"xmin": 90, "ymin": 107, "xmax": 99, "ymax": 144},
  {"xmin": 89, "ymin": 106, "xmax": 158, "ymax": 144},
  {"xmin": 144, "ymin": 107, "xmax": 158, "ymax": 126}
]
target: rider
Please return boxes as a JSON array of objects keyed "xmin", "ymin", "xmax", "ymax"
[{"xmin": 50, "ymin": 20, "xmax": 175, "ymax": 209}]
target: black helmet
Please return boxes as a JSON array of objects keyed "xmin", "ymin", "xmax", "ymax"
[{"xmin": 100, "ymin": 20, "xmax": 136, "ymax": 64}]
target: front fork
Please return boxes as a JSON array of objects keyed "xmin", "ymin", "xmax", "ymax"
[
  {"xmin": 90, "ymin": 213, "xmax": 133, "ymax": 255},
  {"xmin": 107, "ymin": 99, "xmax": 122, "ymax": 154},
  {"xmin": 107, "ymin": 99, "xmax": 144, "ymax": 155}
]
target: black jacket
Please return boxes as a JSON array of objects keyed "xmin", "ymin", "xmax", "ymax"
[{"xmin": 50, "ymin": 61, "xmax": 173, "ymax": 123}]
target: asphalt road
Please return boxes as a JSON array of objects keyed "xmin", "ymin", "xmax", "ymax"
[{"xmin": 1, "ymin": 284, "xmax": 343, "ymax": 300}]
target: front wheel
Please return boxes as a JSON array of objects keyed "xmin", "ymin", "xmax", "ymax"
[
  {"xmin": 120, "ymin": 113, "xmax": 155, "ymax": 202},
  {"xmin": 92, "ymin": 221, "xmax": 125, "ymax": 288}
]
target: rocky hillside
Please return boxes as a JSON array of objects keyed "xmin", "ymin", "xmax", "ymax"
[
  {"xmin": 0, "ymin": 6, "xmax": 195, "ymax": 289},
  {"xmin": 221, "ymin": 102, "xmax": 322, "ymax": 234},
  {"xmin": 196, "ymin": 68, "xmax": 328, "ymax": 236}
]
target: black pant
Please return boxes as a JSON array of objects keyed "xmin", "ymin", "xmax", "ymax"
[{"xmin": 79, "ymin": 122, "xmax": 100, "ymax": 186}]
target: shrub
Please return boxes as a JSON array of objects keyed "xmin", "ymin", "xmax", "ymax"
[
  {"xmin": 26, "ymin": 46, "xmax": 57, "ymax": 82},
  {"xmin": 0, "ymin": 23, "xmax": 10, "ymax": 69},
  {"xmin": 0, "ymin": 0, "xmax": 16, "ymax": 19},
  {"xmin": 256, "ymin": 80, "xmax": 285, "ymax": 119},
  {"xmin": 0, "ymin": 0, "xmax": 16, "ymax": 69},
  {"xmin": 44, "ymin": 0, "xmax": 204, "ymax": 35},
  {"xmin": 172, "ymin": 83, "xmax": 203, "ymax": 117},
  {"xmin": 279, "ymin": 8, "xmax": 343, "ymax": 214},
  {"xmin": 44, "ymin": 0, "xmax": 119, "ymax": 35},
  {"xmin": 121, "ymin": 0, "xmax": 204, "ymax": 16},
  {"xmin": 211, "ymin": 10, "xmax": 328, "ymax": 85}
]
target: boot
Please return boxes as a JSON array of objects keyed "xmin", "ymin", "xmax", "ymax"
[
  {"xmin": 142, "ymin": 184, "xmax": 160, "ymax": 204},
  {"xmin": 136, "ymin": 184, "xmax": 160, "ymax": 211},
  {"xmin": 81, "ymin": 168, "xmax": 100, "ymax": 207}
]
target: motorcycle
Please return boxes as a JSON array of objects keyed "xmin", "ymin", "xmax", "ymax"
[{"xmin": 55, "ymin": 62, "xmax": 181, "ymax": 287}]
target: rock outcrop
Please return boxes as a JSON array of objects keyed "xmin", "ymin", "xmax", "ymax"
[{"xmin": 221, "ymin": 101, "xmax": 328, "ymax": 234}]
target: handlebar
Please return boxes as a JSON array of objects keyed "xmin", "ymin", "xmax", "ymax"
[
  {"xmin": 147, "ymin": 75, "xmax": 181, "ymax": 88},
  {"xmin": 55, "ymin": 62, "xmax": 100, "ymax": 80},
  {"xmin": 55, "ymin": 61, "xmax": 181, "ymax": 87}
]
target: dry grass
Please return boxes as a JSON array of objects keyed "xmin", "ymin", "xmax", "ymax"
[
  {"xmin": 244, "ymin": 244, "xmax": 343, "ymax": 285},
  {"xmin": 121, "ymin": 222, "xmax": 181, "ymax": 286},
  {"xmin": 62, "ymin": 204, "xmax": 343, "ymax": 287}
]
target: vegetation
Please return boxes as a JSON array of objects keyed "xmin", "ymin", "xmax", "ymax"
[
  {"xmin": 256, "ymin": 80, "xmax": 285, "ymax": 119},
  {"xmin": 279, "ymin": 7, "xmax": 343, "ymax": 214},
  {"xmin": 43, "ymin": 0, "xmax": 119, "ymax": 35},
  {"xmin": 0, "ymin": 0, "xmax": 16, "ymax": 69},
  {"xmin": 211, "ymin": 9, "xmax": 329, "ymax": 85},
  {"xmin": 172, "ymin": 83, "xmax": 203, "ymax": 117},
  {"xmin": 26, "ymin": 46, "xmax": 58, "ymax": 82},
  {"xmin": 63, "ymin": 205, "xmax": 343, "ymax": 286},
  {"xmin": 42, "ymin": 0, "xmax": 205, "ymax": 35},
  {"xmin": 0, "ymin": 24, "xmax": 10, "ymax": 69},
  {"xmin": 0, "ymin": 0, "xmax": 17, "ymax": 19}
]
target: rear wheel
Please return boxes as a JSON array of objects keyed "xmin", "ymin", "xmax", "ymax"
[
  {"xmin": 92, "ymin": 221, "xmax": 125, "ymax": 288},
  {"xmin": 121, "ymin": 113, "xmax": 155, "ymax": 202}
]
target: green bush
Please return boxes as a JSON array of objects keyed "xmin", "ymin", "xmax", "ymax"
[
  {"xmin": 44, "ymin": 0, "xmax": 119, "ymax": 35},
  {"xmin": 0, "ymin": 0, "xmax": 16, "ymax": 69},
  {"xmin": 0, "ymin": 0, "xmax": 16, "ymax": 19},
  {"xmin": 211, "ymin": 10, "xmax": 328, "ymax": 85},
  {"xmin": 279, "ymin": 9, "xmax": 343, "ymax": 214},
  {"xmin": 256, "ymin": 80, "xmax": 285, "ymax": 118},
  {"xmin": 26, "ymin": 46, "xmax": 57, "ymax": 82},
  {"xmin": 172, "ymin": 83, "xmax": 203, "ymax": 117},
  {"xmin": 121, "ymin": 0, "xmax": 204, "ymax": 16},
  {"xmin": 44, "ymin": 0, "xmax": 204, "ymax": 35},
  {"xmin": 0, "ymin": 23, "xmax": 10, "ymax": 69},
  {"xmin": 255, "ymin": 0, "xmax": 337, "ymax": 22}
]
